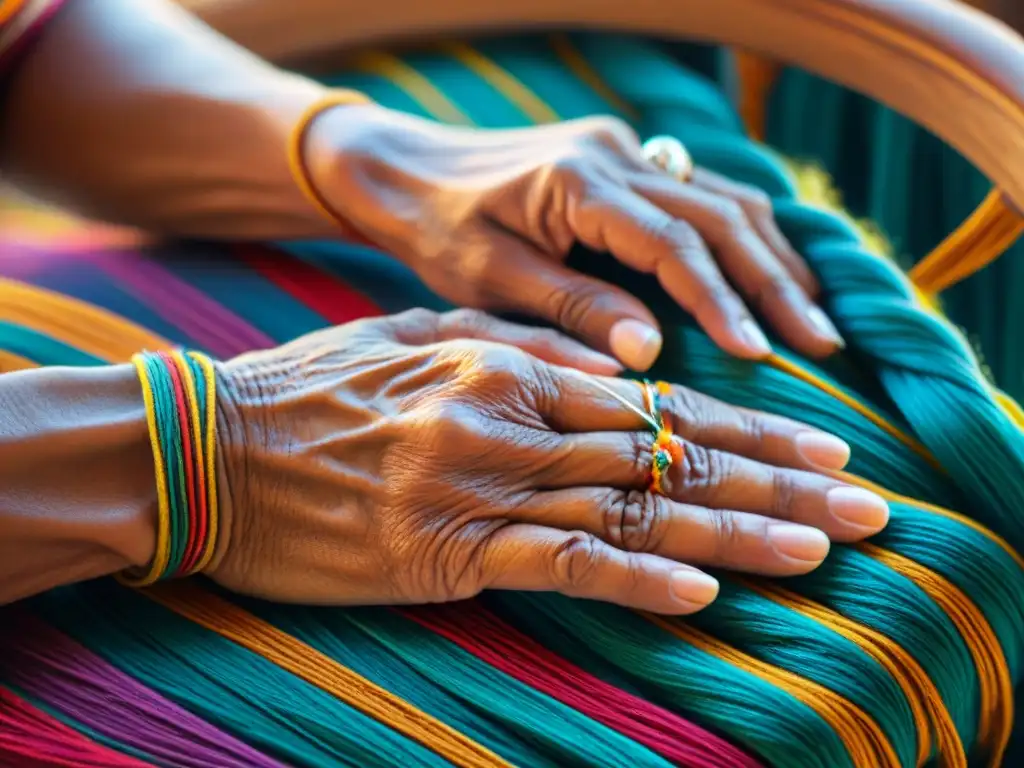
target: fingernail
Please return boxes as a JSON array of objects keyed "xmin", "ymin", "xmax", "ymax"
[
  {"xmin": 767, "ymin": 522, "xmax": 831, "ymax": 563},
  {"xmin": 827, "ymin": 486, "xmax": 890, "ymax": 532},
  {"xmin": 609, "ymin": 319, "xmax": 662, "ymax": 370},
  {"xmin": 739, "ymin": 319, "xmax": 772, "ymax": 357},
  {"xmin": 807, "ymin": 306, "xmax": 845, "ymax": 348},
  {"xmin": 795, "ymin": 431, "xmax": 851, "ymax": 470},
  {"xmin": 670, "ymin": 569, "xmax": 720, "ymax": 608}
]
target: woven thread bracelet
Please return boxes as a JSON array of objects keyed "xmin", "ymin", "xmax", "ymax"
[
  {"xmin": 286, "ymin": 89, "xmax": 375, "ymax": 236},
  {"xmin": 120, "ymin": 350, "xmax": 219, "ymax": 587}
]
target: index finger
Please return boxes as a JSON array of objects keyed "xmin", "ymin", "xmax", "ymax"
[{"xmin": 542, "ymin": 369, "xmax": 851, "ymax": 471}]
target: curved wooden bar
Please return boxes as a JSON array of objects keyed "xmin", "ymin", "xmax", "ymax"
[{"xmin": 187, "ymin": 0, "xmax": 1024, "ymax": 211}]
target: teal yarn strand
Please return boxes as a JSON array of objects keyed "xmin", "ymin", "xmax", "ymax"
[
  {"xmin": 240, "ymin": 598, "xmax": 635, "ymax": 768},
  {"xmin": 785, "ymin": 548, "xmax": 979, "ymax": 748},
  {"xmin": 872, "ymin": 504, "xmax": 1024, "ymax": 682},
  {"xmin": 683, "ymin": 580, "xmax": 918, "ymax": 768},
  {"xmin": 143, "ymin": 353, "xmax": 188, "ymax": 578},
  {"xmin": 490, "ymin": 592, "xmax": 854, "ymax": 768},
  {"xmin": 27, "ymin": 582, "xmax": 452, "ymax": 768}
]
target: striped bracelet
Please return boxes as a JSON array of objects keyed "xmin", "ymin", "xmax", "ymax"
[{"xmin": 120, "ymin": 350, "xmax": 219, "ymax": 587}]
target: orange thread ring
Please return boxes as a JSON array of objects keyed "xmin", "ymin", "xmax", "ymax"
[
  {"xmin": 638, "ymin": 380, "xmax": 679, "ymax": 494},
  {"xmin": 286, "ymin": 90, "xmax": 375, "ymax": 234}
]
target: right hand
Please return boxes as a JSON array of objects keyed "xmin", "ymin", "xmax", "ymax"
[{"xmin": 208, "ymin": 309, "xmax": 889, "ymax": 615}]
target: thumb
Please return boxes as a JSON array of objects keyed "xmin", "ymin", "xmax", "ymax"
[{"xmin": 485, "ymin": 233, "xmax": 663, "ymax": 371}]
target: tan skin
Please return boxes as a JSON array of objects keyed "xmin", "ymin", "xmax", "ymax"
[{"xmin": 0, "ymin": 0, "xmax": 888, "ymax": 610}]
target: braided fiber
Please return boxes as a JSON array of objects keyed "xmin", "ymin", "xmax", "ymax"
[{"xmin": 2, "ymin": 32, "xmax": 1023, "ymax": 768}]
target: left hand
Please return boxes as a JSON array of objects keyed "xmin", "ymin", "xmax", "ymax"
[{"xmin": 305, "ymin": 103, "xmax": 843, "ymax": 371}]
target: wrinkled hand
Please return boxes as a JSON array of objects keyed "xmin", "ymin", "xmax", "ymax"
[
  {"xmin": 209, "ymin": 309, "xmax": 886, "ymax": 614},
  {"xmin": 305, "ymin": 104, "xmax": 843, "ymax": 371}
]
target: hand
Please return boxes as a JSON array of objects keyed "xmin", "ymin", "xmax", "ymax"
[
  {"xmin": 305, "ymin": 104, "xmax": 843, "ymax": 372},
  {"xmin": 208, "ymin": 309, "xmax": 886, "ymax": 615}
]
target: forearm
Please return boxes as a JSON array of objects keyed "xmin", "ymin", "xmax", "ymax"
[
  {"xmin": 176, "ymin": 0, "xmax": 384, "ymax": 64},
  {"xmin": 0, "ymin": 365, "xmax": 156, "ymax": 605},
  {"xmin": 1, "ymin": 0, "xmax": 354, "ymax": 239}
]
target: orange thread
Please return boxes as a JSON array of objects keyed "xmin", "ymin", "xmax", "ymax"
[{"xmin": 143, "ymin": 582, "xmax": 512, "ymax": 768}]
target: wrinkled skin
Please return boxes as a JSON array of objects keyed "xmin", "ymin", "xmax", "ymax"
[
  {"xmin": 307, "ymin": 105, "xmax": 846, "ymax": 371},
  {"xmin": 209, "ymin": 309, "xmax": 888, "ymax": 615}
]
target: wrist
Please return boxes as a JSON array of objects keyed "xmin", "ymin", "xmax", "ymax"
[{"xmin": 0, "ymin": 364, "xmax": 157, "ymax": 602}]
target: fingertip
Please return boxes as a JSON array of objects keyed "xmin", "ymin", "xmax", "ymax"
[
  {"xmin": 609, "ymin": 319, "xmax": 663, "ymax": 371},
  {"xmin": 795, "ymin": 431, "xmax": 851, "ymax": 470},
  {"xmin": 826, "ymin": 486, "xmax": 890, "ymax": 538},
  {"xmin": 669, "ymin": 568, "xmax": 720, "ymax": 613},
  {"xmin": 766, "ymin": 522, "xmax": 831, "ymax": 570},
  {"xmin": 805, "ymin": 306, "xmax": 846, "ymax": 351}
]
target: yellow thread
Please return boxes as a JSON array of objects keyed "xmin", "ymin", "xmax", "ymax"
[
  {"xmin": 746, "ymin": 579, "xmax": 965, "ymax": 768},
  {"xmin": 766, "ymin": 353, "xmax": 938, "ymax": 466},
  {"xmin": 434, "ymin": 41, "xmax": 561, "ymax": 124},
  {"xmin": 189, "ymin": 352, "xmax": 221, "ymax": 573},
  {"xmin": 286, "ymin": 90, "xmax": 374, "ymax": 234},
  {"xmin": 0, "ymin": 349, "xmax": 38, "ymax": 373},
  {"xmin": 911, "ymin": 190, "xmax": 1024, "ymax": 295},
  {"xmin": 144, "ymin": 583, "xmax": 512, "ymax": 768},
  {"xmin": 733, "ymin": 51, "xmax": 780, "ymax": 142},
  {"xmin": 643, "ymin": 614, "xmax": 901, "ymax": 767},
  {"xmin": 862, "ymin": 544, "xmax": 1013, "ymax": 766},
  {"xmin": 118, "ymin": 355, "xmax": 172, "ymax": 587},
  {"xmin": 347, "ymin": 51, "xmax": 472, "ymax": 126},
  {"xmin": 0, "ymin": 276, "xmax": 170, "ymax": 361},
  {"xmin": 547, "ymin": 34, "xmax": 639, "ymax": 120}
]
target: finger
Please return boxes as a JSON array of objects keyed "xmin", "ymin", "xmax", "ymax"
[
  {"xmin": 690, "ymin": 167, "xmax": 820, "ymax": 297},
  {"xmin": 544, "ymin": 369, "xmax": 851, "ymax": 471},
  {"xmin": 569, "ymin": 186, "xmax": 773, "ymax": 360},
  {"xmin": 479, "ymin": 230, "xmax": 665, "ymax": 372},
  {"xmin": 376, "ymin": 307, "xmax": 623, "ymax": 375},
  {"xmin": 514, "ymin": 488, "xmax": 830, "ymax": 575},
  {"xmin": 526, "ymin": 431, "xmax": 887, "ymax": 539},
  {"xmin": 481, "ymin": 523, "xmax": 720, "ymax": 614},
  {"xmin": 632, "ymin": 174, "xmax": 843, "ymax": 357},
  {"xmin": 432, "ymin": 309, "xmax": 623, "ymax": 375}
]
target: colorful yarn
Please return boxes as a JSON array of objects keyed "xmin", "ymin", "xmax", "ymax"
[
  {"xmin": 0, "ymin": 612, "xmax": 285, "ymax": 768},
  {"xmin": 0, "ymin": 686, "xmax": 151, "ymax": 768},
  {"xmin": 3, "ymin": 27, "xmax": 1024, "ymax": 768},
  {"xmin": 121, "ymin": 350, "xmax": 218, "ymax": 586}
]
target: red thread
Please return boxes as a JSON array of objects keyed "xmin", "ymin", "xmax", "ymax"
[
  {"xmin": 401, "ymin": 602, "xmax": 764, "ymax": 768},
  {"xmin": 235, "ymin": 244, "xmax": 383, "ymax": 325},
  {"xmin": 159, "ymin": 352, "xmax": 201, "ymax": 575},
  {"xmin": 0, "ymin": 687, "xmax": 151, "ymax": 767}
]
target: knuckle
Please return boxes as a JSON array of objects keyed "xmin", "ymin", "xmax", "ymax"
[
  {"xmin": 742, "ymin": 188, "xmax": 774, "ymax": 217},
  {"xmin": 707, "ymin": 198, "xmax": 748, "ymax": 232},
  {"xmin": 441, "ymin": 307, "xmax": 490, "ymax": 332},
  {"xmin": 544, "ymin": 280, "xmax": 609, "ymax": 334},
  {"xmin": 603, "ymin": 490, "xmax": 668, "ymax": 553},
  {"xmin": 707, "ymin": 508, "xmax": 744, "ymax": 561},
  {"xmin": 771, "ymin": 470, "xmax": 799, "ymax": 517},
  {"xmin": 416, "ymin": 400, "xmax": 489, "ymax": 448},
  {"xmin": 675, "ymin": 440, "xmax": 725, "ymax": 494},
  {"xmin": 551, "ymin": 532, "xmax": 603, "ymax": 593},
  {"xmin": 653, "ymin": 218, "xmax": 703, "ymax": 253},
  {"xmin": 751, "ymin": 273, "xmax": 799, "ymax": 311},
  {"xmin": 577, "ymin": 115, "xmax": 639, "ymax": 152}
]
